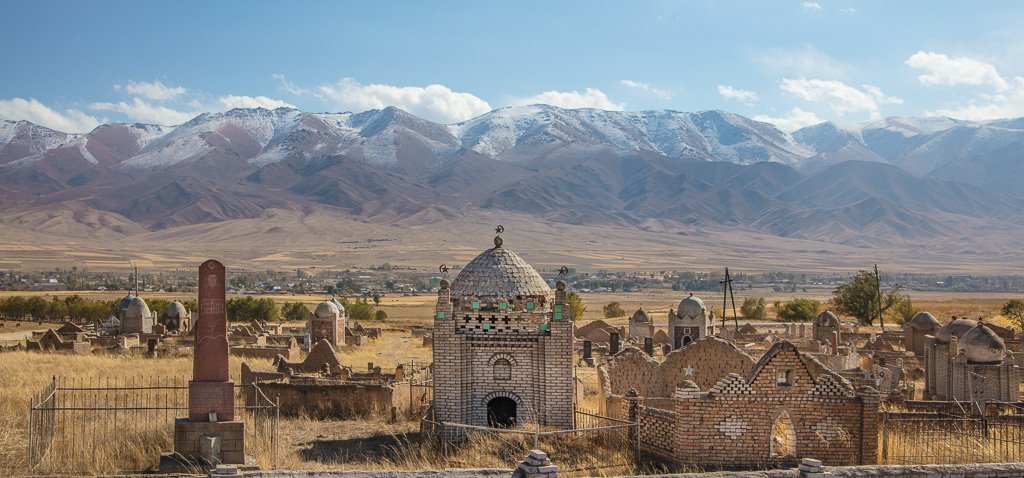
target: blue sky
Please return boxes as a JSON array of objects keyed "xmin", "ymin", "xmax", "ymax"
[{"xmin": 3, "ymin": 0, "xmax": 1024, "ymax": 132}]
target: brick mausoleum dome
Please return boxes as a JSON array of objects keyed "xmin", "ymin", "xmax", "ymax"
[
  {"xmin": 906, "ymin": 311, "xmax": 939, "ymax": 330},
  {"xmin": 957, "ymin": 322, "xmax": 1006, "ymax": 364},
  {"xmin": 631, "ymin": 307, "xmax": 651, "ymax": 323},
  {"xmin": 314, "ymin": 300, "xmax": 342, "ymax": 319},
  {"xmin": 935, "ymin": 317, "xmax": 978, "ymax": 344},
  {"xmin": 450, "ymin": 235, "xmax": 553, "ymax": 306},
  {"xmin": 164, "ymin": 301, "xmax": 188, "ymax": 319},
  {"xmin": 677, "ymin": 293, "xmax": 706, "ymax": 319},
  {"xmin": 814, "ymin": 310, "xmax": 839, "ymax": 327},
  {"xmin": 125, "ymin": 296, "xmax": 151, "ymax": 320}
]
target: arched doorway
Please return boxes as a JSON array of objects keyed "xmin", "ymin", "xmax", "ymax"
[
  {"xmin": 487, "ymin": 397, "xmax": 517, "ymax": 428},
  {"xmin": 682, "ymin": 335, "xmax": 693, "ymax": 346},
  {"xmin": 770, "ymin": 411, "xmax": 796, "ymax": 458}
]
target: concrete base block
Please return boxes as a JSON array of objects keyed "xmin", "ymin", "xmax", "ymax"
[{"xmin": 166, "ymin": 418, "xmax": 246, "ymax": 470}]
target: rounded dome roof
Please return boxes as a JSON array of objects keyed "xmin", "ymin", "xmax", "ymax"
[
  {"xmin": 957, "ymin": 323, "xmax": 1006, "ymax": 364},
  {"xmin": 935, "ymin": 318, "xmax": 978, "ymax": 344},
  {"xmin": 164, "ymin": 301, "xmax": 188, "ymax": 318},
  {"xmin": 330, "ymin": 297, "xmax": 346, "ymax": 314},
  {"xmin": 907, "ymin": 311, "xmax": 940, "ymax": 330},
  {"xmin": 815, "ymin": 310, "xmax": 839, "ymax": 327},
  {"xmin": 677, "ymin": 294, "xmax": 706, "ymax": 319},
  {"xmin": 450, "ymin": 237, "xmax": 552, "ymax": 303},
  {"xmin": 314, "ymin": 300, "xmax": 341, "ymax": 319},
  {"xmin": 630, "ymin": 308, "xmax": 651, "ymax": 323},
  {"xmin": 125, "ymin": 297, "xmax": 151, "ymax": 319},
  {"xmin": 118, "ymin": 293, "xmax": 136, "ymax": 310}
]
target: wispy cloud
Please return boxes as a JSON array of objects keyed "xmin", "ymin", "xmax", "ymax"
[
  {"xmin": 114, "ymin": 80, "xmax": 187, "ymax": 102},
  {"xmin": 717, "ymin": 85, "xmax": 759, "ymax": 104},
  {"xmin": 754, "ymin": 45, "xmax": 848, "ymax": 79},
  {"xmin": 780, "ymin": 77, "xmax": 901, "ymax": 118},
  {"xmin": 838, "ymin": 7, "xmax": 857, "ymax": 14},
  {"xmin": 510, "ymin": 88, "xmax": 624, "ymax": 111},
  {"xmin": 753, "ymin": 107, "xmax": 824, "ymax": 131},
  {"xmin": 217, "ymin": 95, "xmax": 295, "ymax": 110},
  {"xmin": 621, "ymin": 80, "xmax": 672, "ymax": 99},
  {"xmin": 0, "ymin": 97, "xmax": 102, "ymax": 132},
  {"xmin": 90, "ymin": 98, "xmax": 199, "ymax": 125},
  {"xmin": 801, "ymin": 2, "xmax": 822, "ymax": 11}
]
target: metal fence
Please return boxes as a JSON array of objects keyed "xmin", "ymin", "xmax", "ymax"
[
  {"xmin": 880, "ymin": 411, "xmax": 1024, "ymax": 464},
  {"xmin": 27, "ymin": 376, "xmax": 279, "ymax": 474},
  {"xmin": 423, "ymin": 406, "xmax": 637, "ymax": 477}
]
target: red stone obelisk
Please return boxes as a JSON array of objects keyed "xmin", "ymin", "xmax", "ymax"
[
  {"xmin": 166, "ymin": 259, "xmax": 245, "ymax": 469},
  {"xmin": 189, "ymin": 259, "xmax": 234, "ymax": 421}
]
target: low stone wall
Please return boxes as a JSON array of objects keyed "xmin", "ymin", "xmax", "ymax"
[
  {"xmin": 254, "ymin": 380, "xmax": 419, "ymax": 418},
  {"xmin": 637, "ymin": 405, "xmax": 677, "ymax": 461},
  {"xmin": 249, "ymin": 469, "xmax": 508, "ymax": 477}
]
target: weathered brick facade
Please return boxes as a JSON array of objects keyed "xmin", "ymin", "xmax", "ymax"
[
  {"xmin": 632, "ymin": 341, "xmax": 879, "ymax": 469},
  {"xmin": 432, "ymin": 236, "xmax": 574, "ymax": 439}
]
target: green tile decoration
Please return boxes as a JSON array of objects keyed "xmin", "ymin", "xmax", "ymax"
[
  {"xmin": 483, "ymin": 322, "xmax": 491, "ymax": 330},
  {"xmin": 500, "ymin": 303, "xmax": 508, "ymax": 310},
  {"xmin": 437, "ymin": 312, "xmax": 445, "ymax": 319},
  {"xmin": 555, "ymin": 312, "xmax": 562, "ymax": 320},
  {"xmin": 472, "ymin": 301, "xmax": 480, "ymax": 309},
  {"xmin": 527, "ymin": 301, "xmax": 534, "ymax": 309},
  {"xmin": 555, "ymin": 305, "xmax": 562, "ymax": 313},
  {"xmin": 540, "ymin": 323, "xmax": 548, "ymax": 332}
]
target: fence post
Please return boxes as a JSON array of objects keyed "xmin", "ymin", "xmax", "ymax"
[
  {"xmin": 880, "ymin": 412, "xmax": 888, "ymax": 463},
  {"xmin": 28, "ymin": 397, "xmax": 34, "ymax": 468}
]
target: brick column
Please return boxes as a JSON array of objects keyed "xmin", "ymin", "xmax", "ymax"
[{"xmin": 858, "ymin": 387, "xmax": 880, "ymax": 465}]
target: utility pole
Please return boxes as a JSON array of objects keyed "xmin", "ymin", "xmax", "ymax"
[
  {"xmin": 874, "ymin": 264, "xmax": 884, "ymax": 330},
  {"xmin": 719, "ymin": 268, "xmax": 738, "ymax": 332}
]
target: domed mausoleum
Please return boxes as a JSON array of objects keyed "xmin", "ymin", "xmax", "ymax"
[
  {"xmin": 308, "ymin": 298, "xmax": 347, "ymax": 348},
  {"xmin": 923, "ymin": 317, "xmax": 1021, "ymax": 402},
  {"xmin": 431, "ymin": 232, "xmax": 574, "ymax": 439},
  {"xmin": 667, "ymin": 293, "xmax": 714, "ymax": 349}
]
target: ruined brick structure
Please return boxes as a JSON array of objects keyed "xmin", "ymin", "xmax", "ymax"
[
  {"xmin": 924, "ymin": 318, "xmax": 1021, "ymax": 402},
  {"xmin": 431, "ymin": 234, "xmax": 574, "ymax": 438},
  {"xmin": 599, "ymin": 336, "xmax": 755, "ymax": 411},
  {"xmin": 667, "ymin": 293, "xmax": 714, "ymax": 349},
  {"xmin": 632, "ymin": 340, "xmax": 879, "ymax": 469}
]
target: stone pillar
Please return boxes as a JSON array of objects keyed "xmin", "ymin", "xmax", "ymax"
[
  {"xmin": 643, "ymin": 337, "xmax": 653, "ymax": 356},
  {"xmin": 858, "ymin": 387, "xmax": 880, "ymax": 465},
  {"xmin": 609, "ymin": 332, "xmax": 620, "ymax": 355},
  {"xmin": 624, "ymin": 388, "xmax": 641, "ymax": 445},
  {"xmin": 165, "ymin": 260, "xmax": 245, "ymax": 470},
  {"xmin": 190, "ymin": 259, "xmax": 233, "ymax": 422},
  {"xmin": 582, "ymin": 340, "xmax": 592, "ymax": 360}
]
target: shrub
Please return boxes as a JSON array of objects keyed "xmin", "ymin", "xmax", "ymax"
[
  {"xmin": 740, "ymin": 297, "xmax": 767, "ymax": 321},
  {"xmin": 602, "ymin": 301, "xmax": 625, "ymax": 319},
  {"xmin": 773, "ymin": 298, "xmax": 821, "ymax": 322}
]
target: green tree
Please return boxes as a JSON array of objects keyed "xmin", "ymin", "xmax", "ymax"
[
  {"xmin": 375, "ymin": 309, "xmax": 388, "ymax": 321},
  {"xmin": 372, "ymin": 293, "xmax": 382, "ymax": 306},
  {"xmin": 890, "ymin": 297, "xmax": 918, "ymax": 324},
  {"xmin": 340, "ymin": 298, "xmax": 374, "ymax": 322},
  {"xmin": 773, "ymin": 298, "xmax": 821, "ymax": 322},
  {"xmin": 280, "ymin": 302, "xmax": 310, "ymax": 322},
  {"xmin": 226, "ymin": 297, "xmax": 279, "ymax": 322},
  {"xmin": 832, "ymin": 270, "xmax": 906, "ymax": 326},
  {"xmin": 602, "ymin": 301, "xmax": 625, "ymax": 319},
  {"xmin": 740, "ymin": 297, "xmax": 767, "ymax": 321},
  {"xmin": 567, "ymin": 292, "xmax": 586, "ymax": 321},
  {"xmin": 1002, "ymin": 299, "xmax": 1024, "ymax": 329}
]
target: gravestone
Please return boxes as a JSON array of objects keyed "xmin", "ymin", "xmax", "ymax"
[
  {"xmin": 644, "ymin": 337, "xmax": 654, "ymax": 356},
  {"xmin": 164, "ymin": 259, "xmax": 246, "ymax": 471},
  {"xmin": 582, "ymin": 340, "xmax": 594, "ymax": 366},
  {"xmin": 609, "ymin": 332, "xmax": 620, "ymax": 355},
  {"xmin": 146, "ymin": 338, "xmax": 158, "ymax": 358}
]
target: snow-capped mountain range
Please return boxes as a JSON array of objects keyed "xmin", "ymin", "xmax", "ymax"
[{"xmin": 3, "ymin": 105, "xmax": 1024, "ymax": 249}]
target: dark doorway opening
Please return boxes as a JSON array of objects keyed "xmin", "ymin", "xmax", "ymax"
[
  {"xmin": 682, "ymin": 335, "xmax": 693, "ymax": 346},
  {"xmin": 487, "ymin": 397, "xmax": 517, "ymax": 428}
]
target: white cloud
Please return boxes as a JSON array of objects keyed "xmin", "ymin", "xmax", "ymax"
[
  {"xmin": 115, "ymin": 80, "xmax": 187, "ymax": 102},
  {"xmin": 0, "ymin": 97, "xmax": 102, "ymax": 132},
  {"xmin": 621, "ymin": 80, "xmax": 672, "ymax": 99},
  {"xmin": 801, "ymin": 2, "xmax": 822, "ymax": 11},
  {"xmin": 217, "ymin": 95, "xmax": 295, "ymax": 110},
  {"xmin": 754, "ymin": 108, "xmax": 824, "ymax": 131},
  {"xmin": 717, "ymin": 85, "xmax": 759, "ymax": 103},
  {"xmin": 510, "ymin": 88, "xmax": 624, "ymax": 110},
  {"xmin": 90, "ymin": 98, "xmax": 198, "ymax": 125},
  {"xmin": 780, "ymin": 78, "xmax": 901, "ymax": 117},
  {"xmin": 905, "ymin": 51, "xmax": 1010, "ymax": 90},
  {"xmin": 905, "ymin": 51, "xmax": 1024, "ymax": 121},
  {"xmin": 839, "ymin": 7, "xmax": 857, "ymax": 13},
  {"xmin": 315, "ymin": 78, "xmax": 492, "ymax": 123}
]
